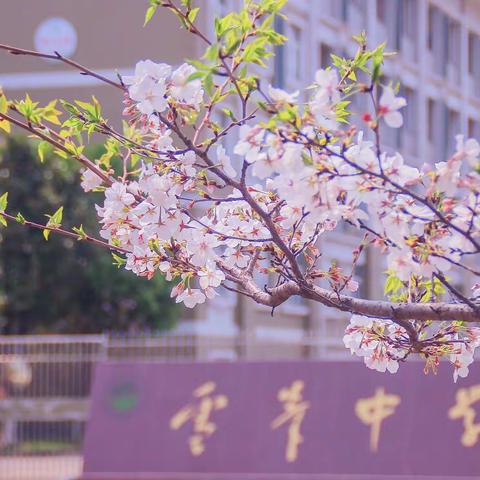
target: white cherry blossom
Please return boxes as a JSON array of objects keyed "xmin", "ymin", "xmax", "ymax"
[
  {"xmin": 81, "ymin": 169, "xmax": 103, "ymax": 192},
  {"xmin": 379, "ymin": 86, "xmax": 406, "ymax": 128},
  {"xmin": 123, "ymin": 59, "xmax": 171, "ymax": 85},
  {"xmin": 176, "ymin": 288, "xmax": 206, "ymax": 308},
  {"xmin": 267, "ymin": 84, "xmax": 299, "ymax": 104},
  {"xmin": 169, "ymin": 63, "xmax": 203, "ymax": 108},
  {"xmin": 128, "ymin": 76, "xmax": 168, "ymax": 115},
  {"xmin": 455, "ymin": 134, "xmax": 480, "ymax": 168},
  {"xmin": 233, "ymin": 125, "xmax": 265, "ymax": 163},
  {"xmin": 198, "ymin": 266, "xmax": 225, "ymax": 289},
  {"xmin": 215, "ymin": 145, "xmax": 237, "ymax": 178}
]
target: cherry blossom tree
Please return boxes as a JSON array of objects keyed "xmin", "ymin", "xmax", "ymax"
[{"xmin": 0, "ymin": 0, "xmax": 479, "ymax": 380}]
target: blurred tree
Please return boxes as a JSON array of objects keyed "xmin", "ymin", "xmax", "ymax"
[{"xmin": 0, "ymin": 136, "xmax": 179, "ymax": 333}]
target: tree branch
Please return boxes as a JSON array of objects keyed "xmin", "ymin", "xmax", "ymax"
[
  {"xmin": 0, "ymin": 111, "xmax": 113, "ymax": 185},
  {"xmin": 0, "ymin": 43, "xmax": 125, "ymax": 91},
  {"xmin": 0, "ymin": 211, "xmax": 130, "ymax": 254}
]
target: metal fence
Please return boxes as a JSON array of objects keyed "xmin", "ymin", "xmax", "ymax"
[{"xmin": 0, "ymin": 333, "xmax": 345, "ymax": 479}]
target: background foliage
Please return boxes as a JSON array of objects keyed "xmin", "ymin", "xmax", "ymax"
[{"xmin": 0, "ymin": 136, "xmax": 179, "ymax": 333}]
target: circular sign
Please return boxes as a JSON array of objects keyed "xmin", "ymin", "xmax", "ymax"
[{"xmin": 34, "ymin": 17, "xmax": 77, "ymax": 58}]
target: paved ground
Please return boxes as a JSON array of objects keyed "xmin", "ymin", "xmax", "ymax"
[{"xmin": 0, "ymin": 455, "xmax": 82, "ymax": 480}]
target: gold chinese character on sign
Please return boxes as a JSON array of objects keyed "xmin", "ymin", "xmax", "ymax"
[
  {"xmin": 448, "ymin": 384, "xmax": 480, "ymax": 447},
  {"xmin": 271, "ymin": 380, "xmax": 310, "ymax": 463},
  {"xmin": 169, "ymin": 381, "xmax": 228, "ymax": 456},
  {"xmin": 355, "ymin": 387, "xmax": 401, "ymax": 453}
]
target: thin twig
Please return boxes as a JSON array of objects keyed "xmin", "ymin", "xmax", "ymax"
[{"xmin": 0, "ymin": 43, "xmax": 125, "ymax": 90}]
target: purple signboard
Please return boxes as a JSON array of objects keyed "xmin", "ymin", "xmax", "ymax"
[{"xmin": 81, "ymin": 361, "xmax": 480, "ymax": 479}]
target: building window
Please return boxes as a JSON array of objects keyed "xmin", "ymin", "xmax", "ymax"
[
  {"xmin": 319, "ymin": 43, "xmax": 334, "ymax": 70},
  {"xmin": 469, "ymin": 118, "xmax": 480, "ymax": 140},
  {"xmin": 447, "ymin": 18, "xmax": 461, "ymax": 81},
  {"xmin": 401, "ymin": 0, "xmax": 416, "ymax": 38},
  {"xmin": 400, "ymin": 0, "xmax": 417, "ymax": 61},
  {"xmin": 427, "ymin": 98, "xmax": 443, "ymax": 163},
  {"xmin": 355, "ymin": 258, "xmax": 369, "ymax": 300},
  {"xmin": 427, "ymin": 5, "xmax": 437, "ymax": 51},
  {"xmin": 286, "ymin": 23, "xmax": 303, "ymax": 82},
  {"xmin": 446, "ymin": 108, "xmax": 460, "ymax": 157},
  {"xmin": 399, "ymin": 86, "xmax": 417, "ymax": 156},
  {"xmin": 429, "ymin": 100, "xmax": 458, "ymax": 161},
  {"xmin": 469, "ymin": 32, "xmax": 480, "ymax": 97},
  {"xmin": 428, "ymin": 5, "xmax": 459, "ymax": 80},
  {"xmin": 328, "ymin": 0, "xmax": 366, "ymax": 30},
  {"xmin": 428, "ymin": 6, "xmax": 445, "ymax": 76},
  {"xmin": 329, "ymin": 0, "xmax": 348, "ymax": 21},
  {"xmin": 377, "ymin": 1, "xmax": 417, "ymax": 60},
  {"xmin": 345, "ymin": 0, "xmax": 366, "ymax": 31},
  {"xmin": 376, "ymin": 0, "xmax": 386, "ymax": 23},
  {"xmin": 427, "ymin": 98, "xmax": 435, "ymax": 144}
]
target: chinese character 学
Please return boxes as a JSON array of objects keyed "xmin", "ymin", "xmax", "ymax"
[
  {"xmin": 449, "ymin": 384, "xmax": 480, "ymax": 447},
  {"xmin": 271, "ymin": 380, "xmax": 310, "ymax": 463},
  {"xmin": 355, "ymin": 387, "xmax": 401, "ymax": 453},
  {"xmin": 169, "ymin": 381, "xmax": 228, "ymax": 456}
]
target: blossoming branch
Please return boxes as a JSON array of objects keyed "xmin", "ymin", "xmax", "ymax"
[{"xmin": 0, "ymin": 0, "xmax": 479, "ymax": 381}]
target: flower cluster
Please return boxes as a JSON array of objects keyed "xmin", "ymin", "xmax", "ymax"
[
  {"xmin": 6, "ymin": 2, "xmax": 480, "ymax": 385},
  {"xmin": 344, "ymin": 315, "xmax": 480, "ymax": 382},
  {"xmin": 123, "ymin": 60, "xmax": 203, "ymax": 116},
  {"xmin": 78, "ymin": 59, "xmax": 480, "ymax": 380},
  {"xmin": 343, "ymin": 315, "xmax": 404, "ymax": 374}
]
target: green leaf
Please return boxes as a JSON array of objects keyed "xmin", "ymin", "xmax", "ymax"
[
  {"xmin": 222, "ymin": 108, "xmax": 237, "ymax": 122},
  {"xmin": 37, "ymin": 141, "xmax": 50, "ymax": 163},
  {"xmin": 54, "ymin": 148, "xmax": 68, "ymax": 159},
  {"xmin": 44, "ymin": 206, "xmax": 63, "ymax": 240},
  {"xmin": 204, "ymin": 73, "xmax": 214, "ymax": 95},
  {"xmin": 0, "ymin": 91, "xmax": 10, "ymax": 133},
  {"xmin": 50, "ymin": 206, "xmax": 63, "ymax": 225},
  {"xmin": 0, "ymin": 118, "xmax": 10, "ymax": 133},
  {"xmin": 214, "ymin": 17, "xmax": 222, "ymax": 38},
  {"xmin": 60, "ymin": 100, "xmax": 80, "ymax": 116},
  {"xmin": 352, "ymin": 31, "xmax": 367, "ymax": 46},
  {"xmin": 0, "ymin": 195, "xmax": 7, "ymax": 227},
  {"xmin": 384, "ymin": 273, "xmax": 403, "ymax": 296},
  {"xmin": 372, "ymin": 63, "xmax": 382, "ymax": 84},
  {"xmin": 15, "ymin": 212, "xmax": 26, "ymax": 224},
  {"xmin": 204, "ymin": 44, "xmax": 219, "ymax": 62},
  {"xmin": 187, "ymin": 71, "xmax": 204, "ymax": 82},
  {"xmin": 112, "ymin": 252, "xmax": 126, "ymax": 268},
  {"xmin": 74, "ymin": 97, "xmax": 102, "ymax": 123},
  {"xmin": 41, "ymin": 100, "xmax": 62, "ymax": 125},
  {"xmin": 72, "ymin": 224, "xmax": 87, "ymax": 240},
  {"xmin": 187, "ymin": 7, "xmax": 199, "ymax": 24},
  {"xmin": 0, "ymin": 192, "xmax": 8, "ymax": 213},
  {"xmin": 144, "ymin": 5, "xmax": 158, "ymax": 26}
]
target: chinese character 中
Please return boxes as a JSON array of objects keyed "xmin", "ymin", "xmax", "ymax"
[
  {"xmin": 449, "ymin": 384, "xmax": 480, "ymax": 447},
  {"xmin": 169, "ymin": 381, "xmax": 228, "ymax": 456},
  {"xmin": 355, "ymin": 387, "xmax": 401, "ymax": 453},
  {"xmin": 271, "ymin": 380, "xmax": 310, "ymax": 463}
]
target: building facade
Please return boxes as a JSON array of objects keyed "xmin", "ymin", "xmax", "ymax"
[{"xmin": 1, "ymin": 0, "xmax": 479, "ymax": 358}]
